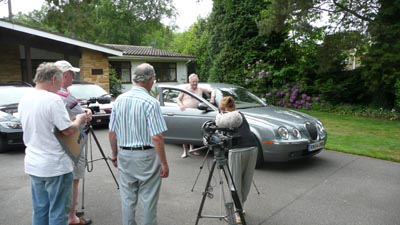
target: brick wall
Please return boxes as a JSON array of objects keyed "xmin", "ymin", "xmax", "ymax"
[
  {"xmin": 80, "ymin": 49, "xmax": 110, "ymax": 92},
  {"xmin": 0, "ymin": 44, "xmax": 22, "ymax": 83}
]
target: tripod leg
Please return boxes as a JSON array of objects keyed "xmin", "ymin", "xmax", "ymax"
[
  {"xmin": 81, "ymin": 177, "xmax": 85, "ymax": 211},
  {"xmin": 252, "ymin": 179, "xmax": 260, "ymax": 195},
  {"xmin": 222, "ymin": 166, "xmax": 247, "ymax": 225},
  {"xmin": 195, "ymin": 160, "xmax": 217, "ymax": 225},
  {"xmin": 191, "ymin": 148, "xmax": 211, "ymax": 192},
  {"xmin": 89, "ymin": 128, "xmax": 119, "ymax": 189},
  {"xmin": 81, "ymin": 142, "xmax": 88, "ymax": 211}
]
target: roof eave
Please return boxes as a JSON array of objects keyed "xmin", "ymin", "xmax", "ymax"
[{"xmin": 0, "ymin": 20, "xmax": 123, "ymax": 56}]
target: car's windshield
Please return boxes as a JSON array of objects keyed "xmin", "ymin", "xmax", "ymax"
[
  {"xmin": 0, "ymin": 87, "xmax": 33, "ymax": 105},
  {"xmin": 219, "ymin": 87, "xmax": 266, "ymax": 109},
  {"xmin": 68, "ymin": 84, "xmax": 108, "ymax": 99}
]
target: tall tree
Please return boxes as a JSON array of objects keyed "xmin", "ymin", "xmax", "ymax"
[
  {"xmin": 361, "ymin": 0, "xmax": 400, "ymax": 108},
  {"xmin": 207, "ymin": 0, "xmax": 271, "ymax": 84},
  {"xmin": 168, "ymin": 17, "xmax": 211, "ymax": 81},
  {"xmin": 13, "ymin": 0, "xmax": 176, "ymax": 47}
]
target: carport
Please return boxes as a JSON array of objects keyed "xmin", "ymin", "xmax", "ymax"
[{"xmin": 0, "ymin": 19, "xmax": 123, "ymax": 92}]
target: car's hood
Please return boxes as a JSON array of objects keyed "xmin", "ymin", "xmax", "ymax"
[{"xmin": 240, "ymin": 105, "xmax": 319, "ymax": 126}]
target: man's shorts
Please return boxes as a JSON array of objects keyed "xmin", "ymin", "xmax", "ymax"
[{"xmin": 73, "ymin": 150, "xmax": 86, "ymax": 179}]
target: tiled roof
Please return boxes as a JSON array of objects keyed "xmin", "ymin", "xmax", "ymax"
[{"xmin": 104, "ymin": 44, "xmax": 195, "ymax": 59}]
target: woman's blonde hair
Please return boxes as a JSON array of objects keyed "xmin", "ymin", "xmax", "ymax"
[{"xmin": 219, "ymin": 96, "xmax": 236, "ymax": 112}]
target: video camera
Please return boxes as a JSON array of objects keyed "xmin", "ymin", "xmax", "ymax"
[
  {"xmin": 84, "ymin": 96, "xmax": 111, "ymax": 114},
  {"xmin": 202, "ymin": 120, "xmax": 237, "ymax": 164}
]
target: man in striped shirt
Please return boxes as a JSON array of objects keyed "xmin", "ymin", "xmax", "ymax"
[{"xmin": 109, "ymin": 63, "xmax": 169, "ymax": 225}]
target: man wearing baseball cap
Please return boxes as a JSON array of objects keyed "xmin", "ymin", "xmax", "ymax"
[{"xmin": 55, "ymin": 60, "xmax": 93, "ymax": 225}]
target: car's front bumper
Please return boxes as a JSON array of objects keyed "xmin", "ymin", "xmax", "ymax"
[
  {"xmin": 260, "ymin": 139, "xmax": 327, "ymax": 162},
  {"xmin": 0, "ymin": 130, "xmax": 24, "ymax": 152}
]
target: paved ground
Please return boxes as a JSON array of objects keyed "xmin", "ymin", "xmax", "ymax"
[{"xmin": 1, "ymin": 128, "xmax": 400, "ymax": 225}]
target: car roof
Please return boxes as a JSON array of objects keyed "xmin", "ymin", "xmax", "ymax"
[
  {"xmin": 157, "ymin": 82, "xmax": 242, "ymax": 89},
  {"xmin": 0, "ymin": 81, "xmax": 33, "ymax": 87},
  {"xmin": 72, "ymin": 80, "xmax": 96, "ymax": 85}
]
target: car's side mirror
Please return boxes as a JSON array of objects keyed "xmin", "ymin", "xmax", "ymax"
[{"xmin": 198, "ymin": 102, "xmax": 213, "ymax": 111}]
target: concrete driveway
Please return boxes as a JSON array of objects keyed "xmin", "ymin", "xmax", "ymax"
[{"xmin": 1, "ymin": 128, "xmax": 399, "ymax": 225}]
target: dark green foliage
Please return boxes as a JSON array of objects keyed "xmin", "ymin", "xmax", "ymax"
[
  {"xmin": 13, "ymin": 0, "xmax": 176, "ymax": 47},
  {"xmin": 315, "ymin": 69, "xmax": 370, "ymax": 105},
  {"xmin": 207, "ymin": 0, "xmax": 270, "ymax": 85},
  {"xmin": 168, "ymin": 18, "xmax": 212, "ymax": 82},
  {"xmin": 108, "ymin": 67, "xmax": 122, "ymax": 97},
  {"xmin": 396, "ymin": 79, "xmax": 400, "ymax": 110},
  {"xmin": 361, "ymin": 0, "xmax": 400, "ymax": 109}
]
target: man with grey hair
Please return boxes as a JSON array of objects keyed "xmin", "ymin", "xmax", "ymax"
[
  {"xmin": 176, "ymin": 73, "xmax": 216, "ymax": 158},
  {"xmin": 109, "ymin": 63, "xmax": 169, "ymax": 225},
  {"xmin": 19, "ymin": 62, "xmax": 89, "ymax": 225}
]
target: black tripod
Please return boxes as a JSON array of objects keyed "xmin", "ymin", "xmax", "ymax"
[
  {"xmin": 192, "ymin": 143, "xmax": 246, "ymax": 225},
  {"xmin": 80, "ymin": 124, "xmax": 119, "ymax": 211},
  {"xmin": 84, "ymin": 124, "xmax": 119, "ymax": 188}
]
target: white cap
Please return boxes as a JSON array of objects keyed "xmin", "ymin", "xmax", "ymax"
[{"xmin": 55, "ymin": 60, "xmax": 80, "ymax": 73}]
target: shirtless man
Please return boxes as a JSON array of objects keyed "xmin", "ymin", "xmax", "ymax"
[{"xmin": 176, "ymin": 73, "xmax": 216, "ymax": 158}]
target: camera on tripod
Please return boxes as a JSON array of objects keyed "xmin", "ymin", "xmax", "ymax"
[{"xmin": 195, "ymin": 120, "xmax": 247, "ymax": 225}]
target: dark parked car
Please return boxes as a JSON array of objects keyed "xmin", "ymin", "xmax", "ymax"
[
  {"xmin": 68, "ymin": 81, "xmax": 114, "ymax": 126},
  {"xmin": 155, "ymin": 83, "xmax": 328, "ymax": 167},
  {"xmin": 0, "ymin": 83, "xmax": 33, "ymax": 152}
]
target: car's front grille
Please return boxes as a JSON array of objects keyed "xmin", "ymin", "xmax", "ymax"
[{"xmin": 305, "ymin": 122, "xmax": 318, "ymax": 140}]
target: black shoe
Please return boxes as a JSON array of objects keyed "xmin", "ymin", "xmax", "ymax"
[{"xmin": 75, "ymin": 211, "xmax": 85, "ymax": 217}]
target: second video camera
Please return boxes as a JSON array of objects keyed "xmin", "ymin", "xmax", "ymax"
[
  {"xmin": 87, "ymin": 96, "xmax": 111, "ymax": 104},
  {"xmin": 85, "ymin": 96, "xmax": 111, "ymax": 114}
]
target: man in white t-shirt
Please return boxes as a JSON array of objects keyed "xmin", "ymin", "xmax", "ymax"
[
  {"xmin": 55, "ymin": 60, "xmax": 93, "ymax": 225},
  {"xmin": 19, "ymin": 62, "xmax": 89, "ymax": 225}
]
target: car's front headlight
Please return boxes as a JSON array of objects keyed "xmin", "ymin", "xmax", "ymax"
[
  {"xmin": 292, "ymin": 128, "xmax": 301, "ymax": 138},
  {"xmin": 278, "ymin": 126, "xmax": 289, "ymax": 139},
  {"xmin": 317, "ymin": 121, "xmax": 326, "ymax": 138}
]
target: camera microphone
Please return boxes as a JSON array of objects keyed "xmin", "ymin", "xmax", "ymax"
[{"xmin": 215, "ymin": 111, "xmax": 243, "ymax": 129}]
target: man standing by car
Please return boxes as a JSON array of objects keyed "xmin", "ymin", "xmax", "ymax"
[
  {"xmin": 109, "ymin": 63, "xmax": 169, "ymax": 225},
  {"xmin": 176, "ymin": 73, "xmax": 216, "ymax": 158},
  {"xmin": 55, "ymin": 60, "xmax": 93, "ymax": 225},
  {"xmin": 19, "ymin": 62, "xmax": 89, "ymax": 225}
]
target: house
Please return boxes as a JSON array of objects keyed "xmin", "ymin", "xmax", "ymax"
[
  {"xmin": 106, "ymin": 44, "xmax": 195, "ymax": 92},
  {"xmin": 0, "ymin": 19, "xmax": 195, "ymax": 93}
]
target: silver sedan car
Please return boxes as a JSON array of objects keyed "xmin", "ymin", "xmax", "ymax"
[{"xmin": 155, "ymin": 83, "xmax": 327, "ymax": 167}]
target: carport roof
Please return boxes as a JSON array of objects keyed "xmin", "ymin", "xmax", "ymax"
[{"xmin": 0, "ymin": 19, "xmax": 123, "ymax": 56}]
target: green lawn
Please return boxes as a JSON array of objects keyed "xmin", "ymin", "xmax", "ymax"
[{"xmin": 302, "ymin": 110, "xmax": 400, "ymax": 162}]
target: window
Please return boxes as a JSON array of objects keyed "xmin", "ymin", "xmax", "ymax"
[
  {"xmin": 151, "ymin": 62, "xmax": 177, "ymax": 82},
  {"xmin": 109, "ymin": 61, "xmax": 131, "ymax": 83}
]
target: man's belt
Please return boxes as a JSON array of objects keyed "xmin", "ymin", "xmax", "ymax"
[{"xmin": 120, "ymin": 146, "xmax": 153, "ymax": 151}]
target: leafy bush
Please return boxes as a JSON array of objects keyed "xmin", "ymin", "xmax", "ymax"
[
  {"xmin": 265, "ymin": 83, "xmax": 320, "ymax": 109},
  {"xmin": 244, "ymin": 59, "xmax": 319, "ymax": 110},
  {"xmin": 109, "ymin": 67, "xmax": 122, "ymax": 97}
]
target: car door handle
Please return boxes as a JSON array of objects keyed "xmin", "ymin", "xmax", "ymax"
[{"xmin": 166, "ymin": 113, "xmax": 175, "ymax": 116}]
